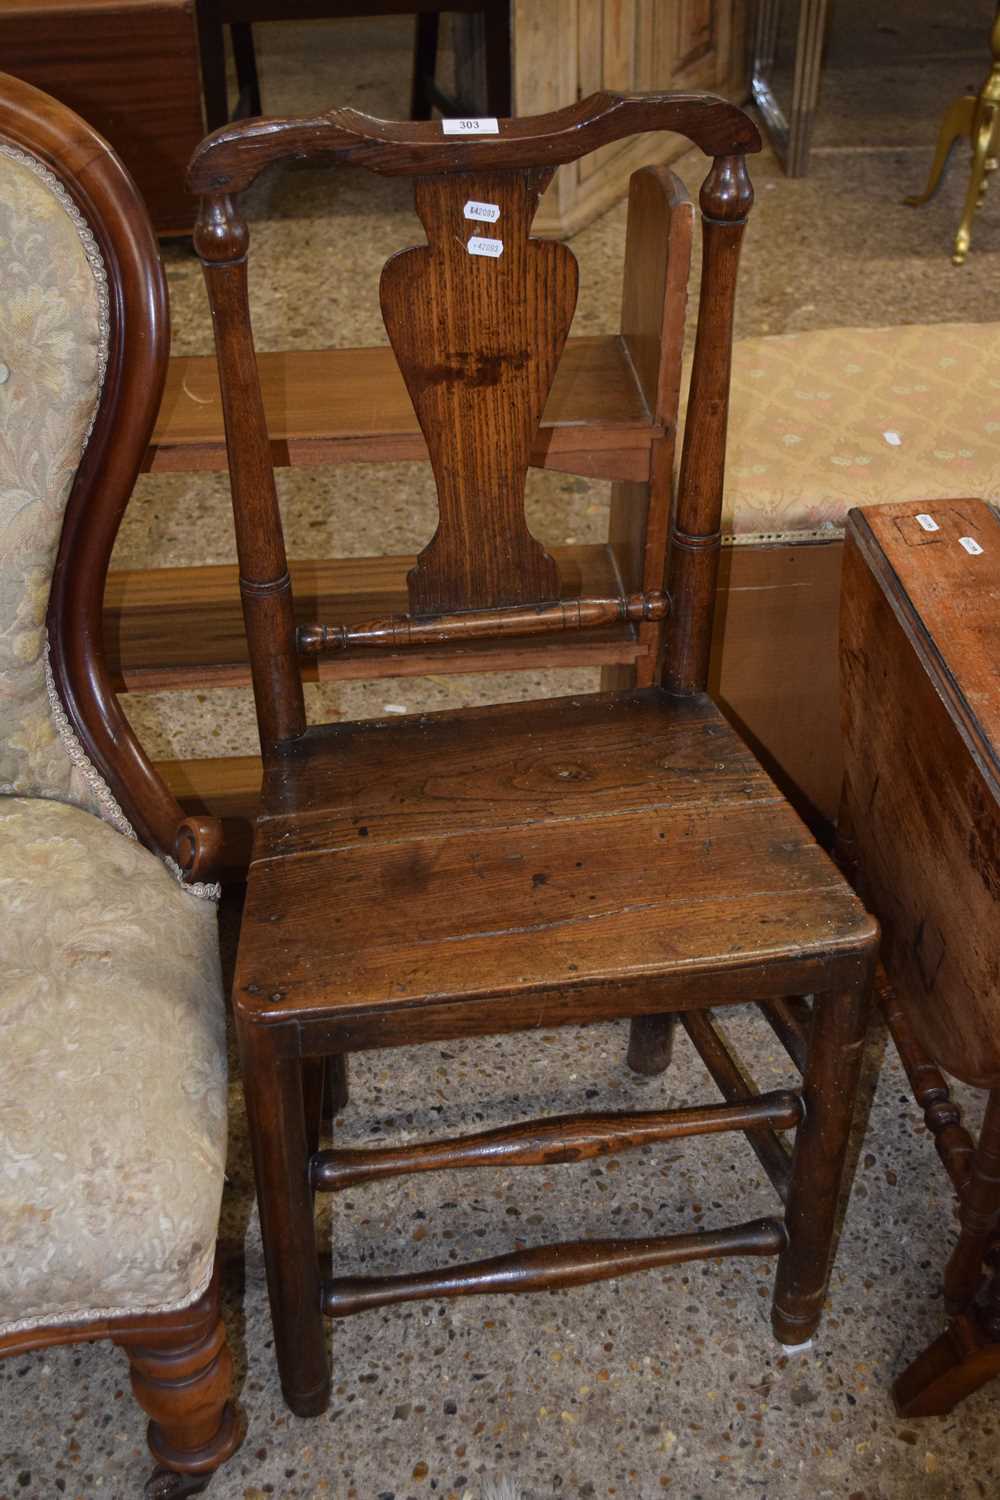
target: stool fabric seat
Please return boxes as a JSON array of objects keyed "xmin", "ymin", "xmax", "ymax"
[
  {"xmin": 0, "ymin": 797, "xmax": 227, "ymax": 1339},
  {"xmin": 702, "ymin": 321, "xmax": 1000, "ymax": 541}
]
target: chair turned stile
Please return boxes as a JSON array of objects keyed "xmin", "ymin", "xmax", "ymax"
[{"xmin": 191, "ymin": 91, "xmax": 878, "ymax": 1419}]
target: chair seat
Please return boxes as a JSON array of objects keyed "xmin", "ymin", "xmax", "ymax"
[
  {"xmin": 236, "ymin": 689, "xmax": 875, "ymax": 1038},
  {"xmin": 0, "ymin": 798, "xmax": 227, "ymax": 1339}
]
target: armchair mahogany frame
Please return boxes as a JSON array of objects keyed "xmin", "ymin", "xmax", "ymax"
[{"xmin": 0, "ymin": 73, "xmax": 234, "ymax": 1497}]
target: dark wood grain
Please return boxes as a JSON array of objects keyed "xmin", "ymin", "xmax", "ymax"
[
  {"xmin": 662, "ymin": 155, "xmax": 752, "ymax": 697},
  {"xmin": 840, "ymin": 496, "xmax": 1000, "ymax": 1415},
  {"xmin": 841, "ymin": 499, "xmax": 1000, "ymax": 1086},
  {"xmin": 311, "ymin": 1091, "xmax": 803, "ymax": 1191},
  {"xmin": 297, "ymin": 590, "xmax": 667, "ymax": 653},
  {"xmin": 189, "ymin": 89, "xmax": 762, "ymax": 195},
  {"xmin": 382, "ymin": 168, "xmax": 572, "ymax": 611},
  {"xmin": 236, "ymin": 689, "xmax": 873, "ymax": 1023},
  {"xmin": 322, "ymin": 1219, "xmax": 787, "ymax": 1317}
]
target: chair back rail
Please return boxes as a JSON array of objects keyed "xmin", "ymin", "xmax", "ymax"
[{"xmin": 192, "ymin": 91, "xmax": 759, "ymax": 755}]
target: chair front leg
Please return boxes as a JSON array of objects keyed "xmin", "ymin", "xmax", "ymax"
[
  {"xmin": 114, "ymin": 1271, "xmax": 238, "ymax": 1494},
  {"xmin": 239, "ymin": 1024, "xmax": 330, "ymax": 1416},
  {"xmin": 772, "ymin": 973, "xmax": 873, "ymax": 1346}
]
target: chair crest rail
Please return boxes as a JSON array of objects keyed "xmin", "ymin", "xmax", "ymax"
[
  {"xmin": 188, "ymin": 89, "xmax": 762, "ymax": 194},
  {"xmin": 296, "ymin": 589, "xmax": 670, "ymax": 655}
]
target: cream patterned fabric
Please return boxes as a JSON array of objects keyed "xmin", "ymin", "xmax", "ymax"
[
  {"xmin": 0, "ymin": 798, "xmax": 227, "ymax": 1337},
  {"xmin": 0, "ymin": 143, "xmax": 110, "ymax": 810},
  {"xmin": 686, "ymin": 322, "xmax": 1000, "ymax": 541}
]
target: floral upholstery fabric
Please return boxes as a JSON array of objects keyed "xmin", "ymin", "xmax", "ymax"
[
  {"xmin": 682, "ymin": 322, "xmax": 1000, "ymax": 540},
  {"xmin": 0, "ymin": 143, "xmax": 108, "ymax": 811},
  {"xmin": 0, "ymin": 798, "xmax": 227, "ymax": 1337}
]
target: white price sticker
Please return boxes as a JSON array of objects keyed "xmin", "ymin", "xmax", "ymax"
[
  {"xmin": 883, "ymin": 430, "xmax": 902, "ymax": 447},
  {"xmin": 464, "ymin": 200, "xmax": 500, "ymax": 222},
  {"xmin": 959, "ymin": 536, "xmax": 984, "ymax": 555},
  {"xmin": 915, "ymin": 513, "xmax": 940, "ymax": 532},
  {"xmin": 442, "ymin": 117, "xmax": 499, "ymax": 135},
  {"xmin": 467, "ymin": 236, "xmax": 503, "ymax": 258}
]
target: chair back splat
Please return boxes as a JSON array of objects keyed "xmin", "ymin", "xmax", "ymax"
[{"xmin": 190, "ymin": 92, "xmax": 759, "ymax": 756}]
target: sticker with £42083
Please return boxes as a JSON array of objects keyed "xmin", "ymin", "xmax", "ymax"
[
  {"xmin": 915, "ymin": 513, "xmax": 939, "ymax": 533},
  {"xmin": 959, "ymin": 536, "xmax": 984, "ymax": 556},
  {"xmin": 464, "ymin": 200, "xmax": 500, "ymax": 223}
]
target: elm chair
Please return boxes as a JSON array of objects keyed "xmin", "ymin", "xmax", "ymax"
[
  {"xmin": 190, "ymin": 91, "xmax": 879, "ymax": 1419},
  {"xmin": 0, "ymin": 74, "xmax": 238, "ymax": 1497}
]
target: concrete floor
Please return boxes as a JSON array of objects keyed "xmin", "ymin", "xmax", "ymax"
[{"xmin": 4, "ymin": 4, "xmax": 1000, "ymax": 1497}]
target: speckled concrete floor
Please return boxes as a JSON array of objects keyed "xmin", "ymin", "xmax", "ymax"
[{"xmin": 5, "ymin": 5, "xmax": 1000, "ymax": 1498}]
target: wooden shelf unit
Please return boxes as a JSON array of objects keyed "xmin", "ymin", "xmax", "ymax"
[{"xmin": 108, "ymin": 165, "xmax": 694, "ymax": 868}]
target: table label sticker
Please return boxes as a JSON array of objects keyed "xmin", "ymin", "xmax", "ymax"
[
  {"xmin": 959, "ymin": 536, "xmax": 984, "ymax": 555},
  {"xmin": 883, "ymin": 430, "xmax": 902, "ymax": 446},
  {"xmin": 464, "ymin": 200, "xmax": 500, "ymax": 222},
  {"xmin": 467, "ymin": 236, "xmax": 503, "ymax": 258},
  {"xmin": 915, "ymin": 513, "xmax": 940, "ymax": 532},
  {"xmin": 442, "ymin": 117, "xmax": 499, "ymax": 134}
]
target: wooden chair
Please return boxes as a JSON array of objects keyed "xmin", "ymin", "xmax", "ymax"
[
  {"xmin": 197, "ymin": 0, "xmax": 512, "ymax": 133},
  {"xmin": 0, "ymin": 74, "xmax": 237, "ymax": 1496},
  {"xmin": 840, "ymin": 498, "xmax": 1000, "ymax": 1416},
  {"xmin": 190, "ymin": 90, "xmax": 878, "ymax": 1418}
]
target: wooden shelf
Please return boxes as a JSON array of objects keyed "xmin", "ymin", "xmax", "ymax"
[
  {"xmin": 105, "ymin": 543, "xmax": 645, "ymax": 692},
  {"xmin": 145, "ymin": 335, "xmax": 658, "ymax": 482}
]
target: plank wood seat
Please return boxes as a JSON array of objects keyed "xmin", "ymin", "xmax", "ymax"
[
  {"xmin": 190, "ymin": 89, "xmax": 878, "ymax": 1420},
  {"xmin": 240, "ymin": 688, "xmax": 872, "ymax": 1036}
]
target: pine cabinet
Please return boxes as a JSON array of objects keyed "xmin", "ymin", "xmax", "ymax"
[{"xmin": 512, "ymin": 0, "xmax": 750, "ymax": 235}]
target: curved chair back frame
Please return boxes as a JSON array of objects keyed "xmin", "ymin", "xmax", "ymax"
[{"xmin": 0, "ymin": 72, "xmax": 222, "ymax": 882}]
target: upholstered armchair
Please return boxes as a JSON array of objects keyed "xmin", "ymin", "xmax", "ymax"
[{"xmin": 0, "ymin": 75, "xmax": 238, "ymax": 1497}]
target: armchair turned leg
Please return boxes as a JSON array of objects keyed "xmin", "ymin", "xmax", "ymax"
[
  {"xmin": 115, "ymin": 1273, "xmax": 239, "ymax": 1496},
  {"xmin": 772, "ymin": 976, "xmax": 872, "ymax": 1346},
  {"xmin": 626, "ymin": 1014, "xmax": 676, "ymax": 1076}
]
